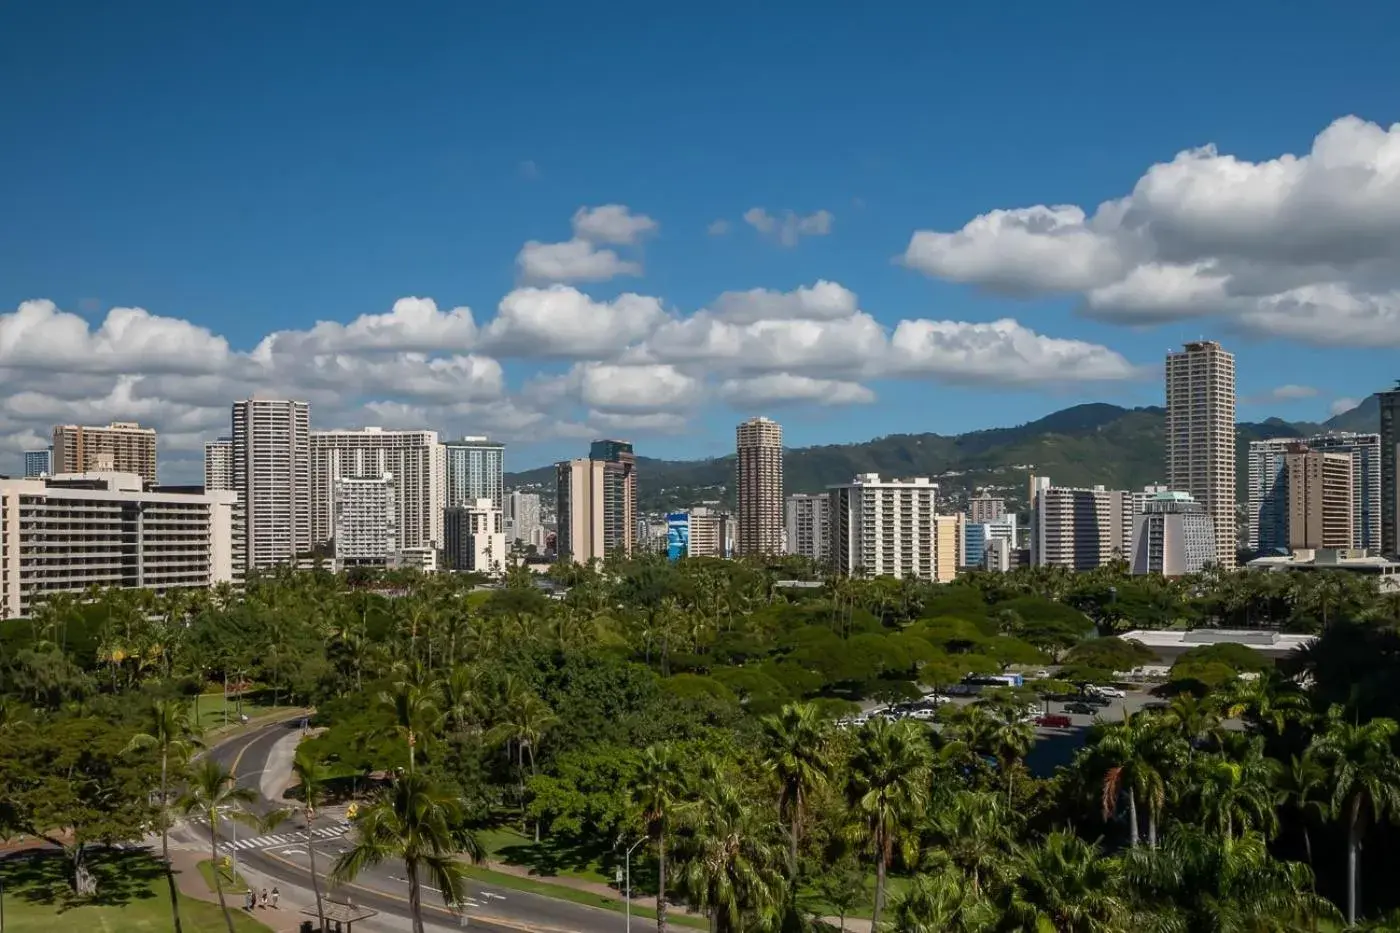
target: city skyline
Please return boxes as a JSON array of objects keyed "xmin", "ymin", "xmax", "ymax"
[{"xmin": 5, "ymin": 7, "xmax": 1400, "ymax": 477}]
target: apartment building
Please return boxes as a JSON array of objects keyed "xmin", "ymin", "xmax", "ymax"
[
  {"xmin": 232, "ymin": 399, "xmax": 312, "ymax": 570},
  {"xmin": 1129, "ymin": 491, "xmax": 1218, "ymax": 576},
  {"xmin": 555, "ymin": 445, "xmax": 636, "ymax": 564},
  {"xmin": 22, "ymin": 448, "xmax": 51, "ymax": 478},
  {"xmin": 332, "ymin": 473, "xmax": 398, "ymax": 565},
  {"xmin": 736, "ymin": 417, "xmax": 783, "ymax": 556},
  {"xmin": 963, "ymin": 514, "xmax": 1018, "ymax": 567},
  {"xmin": 828, "ymin": 474, "xmax": 960, "ymax": 581},
  {"xmin": 444, "ymin": 437, "xmax": 505, "ymax": 510},
  {"xmin": 1285, "ymin": 446, "xmax": 1354, "ymax": 550},
  {"xmin": 1165, "ymin": 340, "xmax": 1237, "ymax": 567},
  {"xmin": 445, "ymin": 499, "xmax": 506, "ymax": 574},
  {"xmin": 1248, "ymin": 434, "xmax": 1378, "ymax": 554},
  {"xmin": 505, "ymin": 490, "xmax": 542, "ymax": 546},
  {"xmin": 0, "ymin": 472, "xmax": 236, "ymax": 618},
  {"xmin": 984, "ymin": 537, "xmax": 1013, "ymax": 573},
  {"xmin": 52, "ymin": 421, "xmax": 158, "ymax": 484},
  {"xmin": 1031, "ymin": 483, "xmax": 1134, "ymax": 571},
  {"xmin": 968, "ymin": 493, "xmax": 1007, "ymax": 523},
  {"xmin": 311, "ymin": 427, "xmax": 444, "ymax": 551},
  {"xmin": 784, "ymin": 492, "xmax": 830, "ymax": 564},
  {"xmin": 1383, "ymin": 384, "xmax": 1400, "ymax": 555}
]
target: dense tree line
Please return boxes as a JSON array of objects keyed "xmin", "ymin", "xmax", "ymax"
[{"xmin": 3, "ymin": 557, "xmax": 1400, "ymax": 930}]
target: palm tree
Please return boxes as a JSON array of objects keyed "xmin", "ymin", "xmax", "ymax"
[
  {"xmin": 378, "ymin": 677, "xmax": 438, "ymax": 773},
  {"xmin": 759, "ymin": 702, "xmax": 831, "ymax": 879},
  {"xmin": 846, "ymin": 718, "xmax": 931, "ymax": 930},
  {"xmin": 678, "ymin": 776, "xmax": 783, "ymax": 932},
  {"xmin": 1310, "ymin": 705, "xmax": 1400, "ymax": 925},
  {"xmin": 176, "ymin": 758, "xmax": 258, "ymax": 933},
  {"xmin": 1193, "ymin": 740, "xmax": 1279, "ymax": 840},
  {"xmin": 332, "ymin": 770, "xmax": 484, "ymax": 933},
  {"xmin": 125, "ymin": 697, "xmax": 202, "ymax": 933},
  {"xmin": 1274, "ymin": 750, "xmax": 1330, "ymax": 865},
  {"xmin": 632, "ymin": 743, "xmax": 690, "ymax": 933},
  {"xmin": 888, "ymin": 872, "xmax": 994, "ymax": 933},
  {"xmin": 487, "ymin": 675, "xmax": 558, "ymax": 838},
  {"xmin": 292, "ymin": 747, "xmax": 331, "ymax": 933},
  {"xmin": 924, "ymin": 791, "xmax": 1012, "ymax": 896},
  {"xmin": 1000, "ymin": 832, "xmax": 1124, "ymax": 933},
  {"xmin": 1120, "ymin": 826, "xmax": 1337, "ymax": 932},
  {"xmin": 1096, "ymin": 711, "xmax": 1175, "ymax": 847}
]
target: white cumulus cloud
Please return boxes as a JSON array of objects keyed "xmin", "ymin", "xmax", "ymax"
[
  {"xmin": 743, "ymin": 208, "xmax": 834, "ymax": 247},
  {"xmin": 719, "ymin": 374, "xmax": 875, "ymax": 406},
  {"xmin": 571, "ymin": 204, "xmax": 658, "ymax": 245}
]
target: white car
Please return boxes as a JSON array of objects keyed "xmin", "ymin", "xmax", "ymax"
[
  {"xmin": 1094, "ymin": 686, "xmax": 1126, "ymax": 699},
  {"xmin": 908, "ymin": 708, "xmax": 938, "ymax": 721}
]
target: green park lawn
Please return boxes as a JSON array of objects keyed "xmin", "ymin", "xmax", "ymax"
[
  {"xmin": 188, "ymin": 691, "xmax": 301, "ymax": 736},
  {"xmin": 196, "ymin": 858, "xmax": 250, "ymax": 895},
  {"xmin": 0, "ymin": 849, "xmax": 270, "ymax": 932}
]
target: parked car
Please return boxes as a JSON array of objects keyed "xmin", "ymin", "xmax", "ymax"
[
  {"xmin": 1092, "ymin": 685, "xmax": 1126, "ymax": 699},
  {"xmin": 908, "ymin": 708, "xmax": 938, "ymax": 721},
  {"xmin": 1063, "ymin": 701, "xmax": 1098, "ymax": 716},
  {"xmin": 1036, "ymin": 714, "xmax": 1072, "ymax": 728}
]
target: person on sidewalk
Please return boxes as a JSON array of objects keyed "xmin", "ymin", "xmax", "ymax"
[
  {"xmin": 271, "ymin": 886, "xmax": 280, "ymax": 908},
  {"xmin": 260, "ymin": 887, "xmax": 269, "ymax": 908},
  {"xmin": 245, "ymin": 890, "xmax": 255, "ymax": 911}
]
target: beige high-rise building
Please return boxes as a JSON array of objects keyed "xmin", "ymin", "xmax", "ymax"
[
  {"xmin": 310, "ymin": 427, "xmax": 445, "ymax": 552},
  {"xmin": 1166, "ymin": 340, "xmax": 1237, "ymax": 568},
  {"xmin": 968, "ymin": 493, "xmax": 1006, "ymax": 524},
  {"xmin": 1031, "ymin": 482, "xmax": 1134, "ymax": 570},
  {"xmin": 232, "ymin": 399, "xmax": 312, "ymax": 570},
  {"xmin": 828, "ymin": 474, "xmax": 959, "ymax": 581},
  {"xmin": 1285, "ymin": 445, "xmax": 1354, "ymax": 550},
  {"xmin": 52, "ymin": 421, "xmax": 157, "ymax": 484},
  {"xmin": 556, "ymin": 444, "xmax": 635, "ymax": 564},
  {"xmin": 736, "ymin": 417, "xmax": 783, "ymax": 556}
]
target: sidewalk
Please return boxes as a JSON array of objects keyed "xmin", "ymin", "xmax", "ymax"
[{"xmin": 170, "ymin": 846, "xmax": 306, "ymax": 933}]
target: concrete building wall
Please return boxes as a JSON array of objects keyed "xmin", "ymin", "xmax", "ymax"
[
  {"xmin": 52, "ymin": 422, "xmax": 158, "ymax": 485},
  {"xmin": 1166, "ymin": 340, "xmax": 1237, "ymax": 567}
]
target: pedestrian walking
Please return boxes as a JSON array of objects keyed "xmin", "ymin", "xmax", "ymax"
[
  {"xmin": 244, "ymin": 890, "xmax": 254, "ymax": 911},
  {"xmin": 260, "ymin": 887, "xmax": 269, "ymax": 908},
  {"xmin": 271, "ymin": 886, "xmax": 280, "ymax": 909}
]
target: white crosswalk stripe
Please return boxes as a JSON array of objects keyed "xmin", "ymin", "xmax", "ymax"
[{"xmin": 189, "ymin": 817, "xmax": 350, "ymax": 852}]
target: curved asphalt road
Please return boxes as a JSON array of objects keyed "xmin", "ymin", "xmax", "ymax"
[{"xmin": 203, "ymin": 721, "xmax": 632, "ymax": 932}]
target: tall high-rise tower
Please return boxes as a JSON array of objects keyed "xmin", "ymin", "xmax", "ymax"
[
  {"xmin": 1380, "ymin": 384, "xmax": 1400, "ymax": 556},
  {"xmin": 231, "ymin": 399, "xmax": 311, "ymax": 570},
  {"xmin": 555, "ymin": 440, "xmax": 636, "ymax": 563},
  {"xmin": 1165, "ymin": 340, "xmax": 1237, "ymax": 568},
  {"xmin": 736, "ymin": 416, "xmax": 783, "ymax": 556},
  {"xmin": 444, "ymin": 437, "xmax": 505, "ymax": 511},
  {"xmin": 310, "ymin": 427, "xmax": 445, "ymax": 551}
]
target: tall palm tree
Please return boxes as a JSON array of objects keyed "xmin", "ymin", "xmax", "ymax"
[
  {"xmin": 1310, "ymin": 705, "xmax": 1400, "ymax": 925},
  {"xmin": 759, "ymin": 702, "xmax": 831, "ymax": 879},
  {"xmin": 846, "ymin": 718, "xmax": 931, "ymax": 930},
  {"xmin": 888, "ymin": 872, "xmax": 994, "ymax": 933},
  {"xmin": 378, "ymin": 677, "xmax": 438, "ymax": 773},
  {"xmin": 678, "ymin": 776, "xmax": 783, "ymax": 933},
  {"xmin": 292, "ymin": 747, "xmax": 331, "ymax": 933},
  {"xmin": 1000, "ymin": 832, "xmax": 1124, "ymax": 933},
  {"xmin": 176, "ymin": 758, "xmax": 258, "ymax": 933},
  {"xmin": 1096, "ymin": 711, "xmax": 1175, "ymax": 847},
  {"xmin": 632, "ymin": 743, "xmax": 690, "ymax": 933},
  {"xmin": 488, "ymin": 675, "xmax": 558, "ymax": 838},
  {"xmin": 332, "ymin": 770, "xmax": 483, "ymax": 933},
  {"xmin": 1193, "ymin": 740, "xmax": 1279, "ymax": 840},
  {"xmin": 1274, "ymin": 750, "xmax": 1330, "ymax": 865},
  {"xmin": 125, "ymin": 697, "xmax": 202, "ymax": 933},
  {"xmin": 924, "ymin": 791, "xmax": 1012, "ymax": 896}
]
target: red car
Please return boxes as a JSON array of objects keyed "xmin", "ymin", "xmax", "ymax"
[{"xmin": 1035, "ymin": 714, "xmax": 1072, "ymax": 728}]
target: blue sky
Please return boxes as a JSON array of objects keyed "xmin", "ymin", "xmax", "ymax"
[{"xmin": 4, "ymin": 2, "xmax": 1400, "ymax": 477}]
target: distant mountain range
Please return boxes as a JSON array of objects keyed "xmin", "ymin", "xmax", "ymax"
[{"xmin": 506, "ymin": 395, "xmax": 1383, "ymax": 512}]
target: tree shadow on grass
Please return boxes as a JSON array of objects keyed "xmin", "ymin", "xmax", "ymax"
[{"xmin": 0, "ymin": 846, "xmax": 165, "ymax": 912}]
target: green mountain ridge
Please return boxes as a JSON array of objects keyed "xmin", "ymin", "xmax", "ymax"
[{"xmin": 506, "ymin": 395, "xmax": 1381, "ymax": 512}]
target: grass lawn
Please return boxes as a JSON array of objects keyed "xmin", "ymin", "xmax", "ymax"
[
  {"xmin": 477, "ymin": 825, "xmax": 614, "ymax": 885},
  {"xmin": 462, "ymin": 865, "xmax": 709, "ymax": 930},
  {"xmin": 196, "ymin": 858, "xmax": 250, "ymax": 895},
  {"xmin": 0, "ymin": 848, "xmax": 270, "ymax": 932},
  {"xmin": 189, "ymin": 691, "xmax": 300, "ymax": 737}
]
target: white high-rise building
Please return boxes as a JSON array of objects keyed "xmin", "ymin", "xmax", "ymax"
[
  {"xmin": 785, "ymin": 493, "xmax": 830, "ymax": 564},
  {"xmin": 506, "ymin": 490, "xmax": 542, "ymax": 546},
  {"xmin": 1130, "ymin": 491, "xmax": 1218, "ymax": 577},
  {"xmin": 232, "ymin": 399, "xmax": 312, "ymax": 570},
  {"xmin": 828, "ymin": 474, "xmax": 960, "ymax": 581},
  {"xmin": 444, "ymin": 437, "xmax": 505, "ymax": 510},
  {"xmin": 204, "ymin": 438, "xmax": 233, "ymax": 492},
  {"xmin": 333, "ymin": 472, "xmax": 398, "ymax": 564},
  {"xmin": 1031, "ymin": 482, "xmax": 1134, "ymax": 570},
  {"xmin": 1166, "ymin": 340, "xmax": 1237, "ymax": 567},
  {"xmin": 445, "ymin": 498, "xmax": 506, "ymax": 575},
  {"xmin": 0, "ymin": 472, "xmax": 236, "ymax": 618},
  {"xmin": 310, "ymin": 427, "xmax": 444, "ymax": 551}
]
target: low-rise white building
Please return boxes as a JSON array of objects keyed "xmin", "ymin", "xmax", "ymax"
[{"xmin": 0, "ymin": 472, "xmax": 236, "ymax": 618}]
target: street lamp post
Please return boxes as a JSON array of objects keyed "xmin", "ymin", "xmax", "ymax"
[{"xmin": 624, "ymin": 837, "xmax": 645, "ymax": 933}]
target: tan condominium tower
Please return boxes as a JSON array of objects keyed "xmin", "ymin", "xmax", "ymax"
[
  {"xmin": 736, "ymin": 416, "xmax": 783, "ymax": 556},
  {"xmin": 52, "ymin": 421, "xmax": 157, "ymax": 484},
  {"xmin": 1165, "ymin": 340, "xmax": 1237, "ymax": 568}
]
